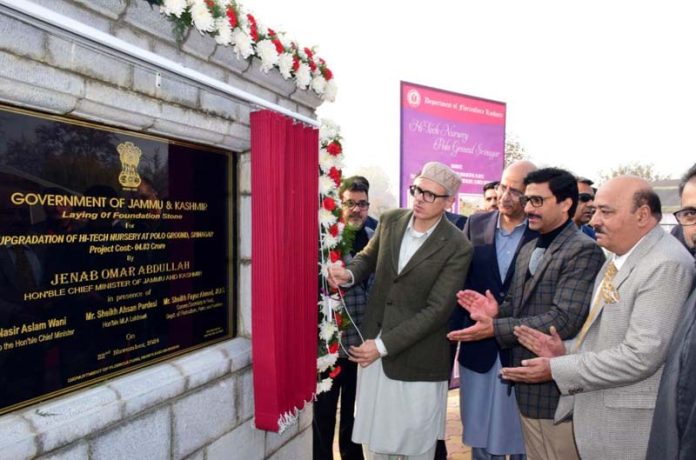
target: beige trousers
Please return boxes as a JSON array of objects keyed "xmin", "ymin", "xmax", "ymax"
[{"xmin": 519, "ymin": 415, "xmax": 579, "ymax": 460}]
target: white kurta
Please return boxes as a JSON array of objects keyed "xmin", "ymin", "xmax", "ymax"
[
  {"xmin": 352, "ymin": 358, "xmax": 448, "ymax": 456},
  {"xmin": 352, "ymin": 216, "xmax": 448, "ymax": 456}
]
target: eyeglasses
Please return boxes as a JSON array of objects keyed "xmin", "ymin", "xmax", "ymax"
[
  {"xmin": 409, "ymin": 185, "xmax": 449, "ymax": 203},
  {"xmin": 342, "ymin": 199, "xmax": 370, "ymax": 209},
  {"xmin": 520, "ymin": 195, "xmax": 554, "ymax": 208},
  {"xmin": 495, "ymin": 183, "xmax": 524, "ymax": 199},
  {"xmin": 578, "ymin": 193, "xmax": 594, "ymax": 203},
  {"xmin": 674, "ymin": 207, "xmax": 696, "ymax": 226}
]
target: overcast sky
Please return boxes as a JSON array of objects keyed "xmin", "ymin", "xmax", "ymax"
[{"xmin": 251, "ymin": 1, "xmax": 696, "ymax": 190}]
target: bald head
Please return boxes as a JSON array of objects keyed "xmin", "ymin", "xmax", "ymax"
[
  {"xmin": 591, "ymin": 176, "xmax": 661, "ymax": 255},
  {"xmin": 504, "ymin": 160, "xmax": 537, "ymax": 179},
  {"xmin": 497, "ymin": 160, "xmax": 537, "ymax": 220}
]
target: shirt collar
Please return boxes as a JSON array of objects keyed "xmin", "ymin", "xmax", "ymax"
[
  {"xmin": 496, "ymin": 213, "xmax": 528, "ymax": 234},
  {"xmin": 613, "ymin": 234, "xmax": 648, "ymax": 270},
  {"xmin": 407, "ymin": 214, "xmax": 442, "ymax": 238}
]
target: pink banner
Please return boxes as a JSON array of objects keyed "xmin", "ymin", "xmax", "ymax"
[{"xmin": 400, "ymin": 81, "xmax": 506, "ymax": 215}]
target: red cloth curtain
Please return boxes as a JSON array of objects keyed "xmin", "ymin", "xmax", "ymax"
[{"xmin": 250, "ymin": 110, "xmax": 318, "ymax": 432}]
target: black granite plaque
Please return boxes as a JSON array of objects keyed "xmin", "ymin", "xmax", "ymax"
[{"xmin": 0, "ymin": 105, "xmax": 233, "ymax": 413}]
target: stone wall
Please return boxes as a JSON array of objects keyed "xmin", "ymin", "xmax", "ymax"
[{"xmin": 0, "ymin": 1, "xmax": 320, "ymax": 458}]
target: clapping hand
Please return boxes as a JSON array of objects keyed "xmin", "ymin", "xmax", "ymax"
[
  {"xmin": 514, "ymin": 325, "xmax": 565, "ymax": 358},
  {"xmin": 500, "ymin": 357, "xmax": 552, "ymax": 383},
  {"xmin": 457, "ymin": 289, "xmax": 499, "ymax": 318},
  {"xmin": 447, "ymin": 290, "xmax": 498, "ymax": 342}
]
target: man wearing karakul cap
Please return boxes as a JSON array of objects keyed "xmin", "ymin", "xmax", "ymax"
[{"xmin": 329, "ymin": 161, "xmax": 473, "ymax": 459}]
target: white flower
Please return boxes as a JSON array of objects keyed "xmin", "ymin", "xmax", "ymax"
[
  {"xmin": 317, "ymin": 353, "xmax": 338, "ymax": 373},
  {"xmin": 319, "ymin": 208, "xmax": 337, "ymax": 228},
  {"xmin": 323, "ymin": 79, "xmax": 338, "ymax": 102},
  {"xmin": 318, "ymin": 150, "xmax": 333, "ymax": 171},
  {"xmin": 232, "ymin": 28, "xmax": 254, "ymax": 59},
  {"xmin": 257, "ymin": 22, "xmax": 268, "ymax": 37},
  {"xmin": 189, "ymin": 0, "xmax": 216, "ymax": 33},
  {"xmin": 311, "ymin": 75, "xmax": 327, "ymax": 95},
  {"xmin": 319, "ymin": 119, "xmax": 340, "ymax": 142},
  {"xmin": 160, "ymin": 0, "xmax": 187, "ymax": 17},
  {"xmin": 256, "ymin": 39, "xmax": 279, "ymax": 73},
  {"xmin": 322, "ymin": 233, "xmax": 338, "ymax": 250},
  {"xmin": 319, "ymin": 150, "xmax": 343, "ymax": 172},
  {"xmin": 328, "ymin": 296, "xmax": 343, "ymax": 312},
  {"xmin": 276, "ymin": 32, "xmax": 291, "ymax": 49},
  {"xmin": 319, "ymin": 261, "xmax": 330, "ymax": 279},
  {"xmin": 295, "ymin": 63, "xmax": 311, "ymax": 89},
  {"xmin": 320, "ymin": 321, "xmax": 337, "ymax": 342},
  {"xmin": 278, "ymin": 53, "xmax": 294, "ymax": 79},
  {"xmin": 319, "ymin": 259, "xmax": 343, "ymax": 280},
  {"xmin": 214, "ymin": 17, "xmax": 233, "ymax": 45},
  {"xmin": 316, "ymin": 377, "xmax": 333, "ymax": 394},
  {"xmin": 319, "ymin": 175, "xmax": 335, "ymax": 196},
  {"xmin": 318, "ymin": 294, "xmax": 331, "ymax": 317}
]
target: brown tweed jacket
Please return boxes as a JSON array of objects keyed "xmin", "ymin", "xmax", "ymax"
[
  {"xmin": 493, "ymin": 220, "xmax": 605, "ymax": 419},
  {"xmin": 347, "ymin": 209, "xmax": 472, "ymax": 382}
]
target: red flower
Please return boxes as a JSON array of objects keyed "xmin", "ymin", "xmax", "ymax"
[
  {"xmin": 226, "ymin": 7, "xmax": 238, "ymax": 28},
  {"xmin": 205, "ymin": 0, "xmax": 215, "ymax": 9},
  {"xmin": 308, "ymin": 58, "xmax": 317, "ymax": 72},
  {"xmin": 323, "ymin": 197, "xmax": 336, "ymax": 211},
  {"xmin": 304, "ymin": 47, "xmax": 314, "ymax": 59},
  {"xmin": 334, "ymin": 312, "xmax": 343, "ymax": 329},
  {"xmin": 328, "ymin": 167, "xmax": 341, "ymax": 186},
  {"xmin": 272, "ymin": 39, "xmax": 284, "ymax": 54},
  {"xmin": 292, "ymin": 55, "xmax": 300, "ymax": 72},
  {"xmin": 326, "ymin": 142, "xmax": 342, "ymax": 156},
  {"xmin": 329, "ymin": 250, "xmax": 341, "ymax": 263},
  {"xmin": 329, "ymin": 366, "xmax": 342, "ymax": 379},
  {"xmin": 329, "ymin": 224, "xmax": 339, "ymax": 237},
  {"xmin": 321, "ymin": 66, "xmax": 333, "ymax": 81},
  {"xmin": 328, "ymin": 342, "xmax": 339, "ymax": 354},
  {"xmin": 247, "ymin": 14, "xmax": 259, "ymax": 42},
  {"xmin": 267, "ymin": 27, "xmax": 276, "ymax": 37}
]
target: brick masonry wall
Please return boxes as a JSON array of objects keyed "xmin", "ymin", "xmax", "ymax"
[{"xmin": 0, "ymin": 1, "xmax": 321, "ymax": 458}]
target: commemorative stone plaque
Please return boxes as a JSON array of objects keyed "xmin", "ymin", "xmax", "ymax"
[{"xmin": 0, "ymin": 105, "xmax": 233, "ymax": 413}]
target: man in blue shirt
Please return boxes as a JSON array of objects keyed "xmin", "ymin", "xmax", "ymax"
[{"xmin": 449, "ymin": 160, "xmax": 537, "ymax": 460}]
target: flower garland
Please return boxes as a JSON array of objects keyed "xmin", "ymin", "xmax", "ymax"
[
  {"xmin": 316, "ymin": 119, "xmax": 355, "ymax": 395},
  {"xmin": 146, "ymin": 0, "xmax": 337, "ymax": 101},
  {"xmin": 148, "ymin": 0, "xmax": 347, "ymax": 397}
]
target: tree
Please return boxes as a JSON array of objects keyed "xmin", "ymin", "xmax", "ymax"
[
  {"xmin": 505, "ymin": 134, "xmax": 529, "ymax": 167},
  {"xmin": 598, "ymin": 162, "xmax": 670, "ymax": 184},
  {"xmin": 349, "ymin": 165, "xmax": 398, "ymax": 219}
]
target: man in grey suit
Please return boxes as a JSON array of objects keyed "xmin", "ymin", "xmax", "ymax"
[
  {"xmin": 502, "ymin": 176, "xmax": 695, "ymax": 460},
  {"xmin": 450, "ymin": 167, "xmax": 605, "ymax": 460},
  {"xmin": 329, "ymin": 161, "xmax": 472, "ymax": 460}
]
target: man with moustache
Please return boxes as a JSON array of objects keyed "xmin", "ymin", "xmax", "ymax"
[
  {"xmin": 647, "ymin": 164, "xmax": 696, "ymax": 459},
  {"xmin": 329, "ymin": 162, "xmax": 472, "ymax": 460},
  {"xmin": 482, "ymin": 181, "xmax": 500, "ymax": 212},
  {"xmin": 450, "ymin": 167, "xmax": 604, "ymax": 460},
  {"xmin": 449, "ymin": 161, "xmax": 536, "ymax": 460},
  {"xmin": 573, "ymin": 177, "xmax": 596, "ymax": 239},
  {"xmin": 503, "ymin": 177, "xmax": 695, "ymax": 460},
  {"xmin": 314, "ymin": 176, "xmax": 375, "ymax": 460}
]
